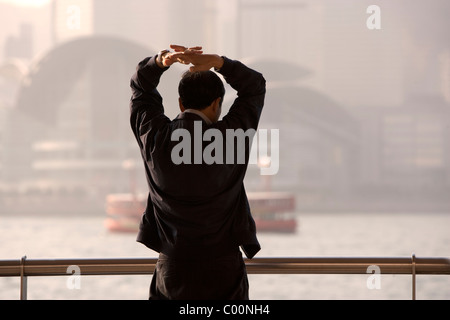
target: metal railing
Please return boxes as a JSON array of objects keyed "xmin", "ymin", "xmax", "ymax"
[{"xmin": 1, "ymin": 254, "xmax": 449, "ymax": 300}]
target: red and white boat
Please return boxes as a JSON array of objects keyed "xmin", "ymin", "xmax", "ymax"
[
  {"xmin": 105, "ymin": 192, "xmax": 297, "ymax": 234},
  {"xmin": 104, "ymin": 193, "xmax": 145, "ymax": 233},
  {"xmin": 246, "ymin": 192, "xmax": 297, "ymax": 233}
]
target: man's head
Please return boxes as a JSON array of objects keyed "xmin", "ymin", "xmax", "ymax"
[{"xmin": 178, "ymin": 70, "xmax": 225, "ymax": 123}]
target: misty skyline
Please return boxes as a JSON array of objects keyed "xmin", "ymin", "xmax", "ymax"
[
  {"xmin": 0, "ymin": 0, "xmax": 449, "ymax": 214},
  {"xmin": 1, "ymin": 0, "xmax": 449, "ymax": 107}
]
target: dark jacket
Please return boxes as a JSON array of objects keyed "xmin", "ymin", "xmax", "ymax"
[{"xmin": 129, "ymin": 55, "xmax": 266, "ymax": 259}]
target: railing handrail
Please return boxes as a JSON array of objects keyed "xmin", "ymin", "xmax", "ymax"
[
  {"xmin": 1, "ymin": 255, "xmax": 449, "ymax": 300},
  {"xmin": 1, "ymin": 256, "xmax": 449, "ymax": 277}
]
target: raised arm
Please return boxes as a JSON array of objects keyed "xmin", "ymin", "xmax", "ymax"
[
  {"xmin": 217, "ymin": 58, "xmax": 266, "ymax": 131},
  {"xmin": 130, "ymin": 55, "xmax": 166, "ymax": 115}
]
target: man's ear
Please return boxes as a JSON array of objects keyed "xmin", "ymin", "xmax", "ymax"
[
  {"xmin": 213, "ymin": 97, "xmax": 222, "ymax": 111},
  {"xmin": 179, "ymin": 98, "xmax": 185, "ymax": 112}
]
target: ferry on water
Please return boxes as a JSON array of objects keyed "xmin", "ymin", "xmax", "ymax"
[{"xmin": 104, "ymin": 192, "xmax": 297, "ymax": 234}]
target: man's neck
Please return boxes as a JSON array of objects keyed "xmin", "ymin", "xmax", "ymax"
[{"xmin": 183, "ymin": 109, "xmax": 212, "ymax": 125}]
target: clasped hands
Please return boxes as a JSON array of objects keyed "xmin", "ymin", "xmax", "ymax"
[{"xmin": 157, "ymin": 45, "xmax": 224, "ymax": 72}]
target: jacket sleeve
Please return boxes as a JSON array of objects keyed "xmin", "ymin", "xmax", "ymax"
[
  {"xmin": 129, "ymin": 55, "xmax": 170, "ymax": 152},
  {"xmin": 217, "ymin": 57, "xmax": 266, "ymax": 131}
]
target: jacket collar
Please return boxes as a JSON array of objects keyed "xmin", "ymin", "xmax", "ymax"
[{"xmin": 175, "ymin": 109, "xmax": 212, "ymax": 125}]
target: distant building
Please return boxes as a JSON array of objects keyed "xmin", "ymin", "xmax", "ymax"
[
  {"xmin": 12, "ymin": 37, "xmax": 157, "ymax": 196},
  {"xmin": 240, "ymin": 58, "xmax": 361, "ymax": 211},
  {"xmin": 352, "ymin": 95, "xmax": 450, "ymax": 211},
  {"xmin": 51, "ymin": 0, "xmax": 175, "ymax": 54},
  {"xmin": 0, "ymin": 59, "xmax": 27, "ymax": 189},
  {"xmin": 3, "ymin": 23, "xmax": 33, "ymax": 60},
  {"xmin": 0, "ymin": 105, "xmax": 6, "ymax": 184}
]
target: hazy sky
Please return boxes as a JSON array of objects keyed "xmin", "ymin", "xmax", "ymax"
[{"xmin": 0, "ymin": 0, "xmax": 49, "ymax": 6}]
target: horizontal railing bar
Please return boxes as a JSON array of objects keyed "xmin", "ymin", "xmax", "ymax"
[{"xmin": 1, "ymin": 256, "xmax": 449, "ymax": 277}]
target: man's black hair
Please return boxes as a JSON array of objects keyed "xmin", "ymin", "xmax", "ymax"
[{"xmin": 178, "ymin": 70, "xmax": 225, "ymax": 110}]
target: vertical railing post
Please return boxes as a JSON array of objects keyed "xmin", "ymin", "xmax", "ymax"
[
  {"xmin": 411, "ymin": 253, "xmax": 416, "ymax": 300},
  {"xmin": 20, "ymin": 256, "xmax": 27, "ymax": 300}
]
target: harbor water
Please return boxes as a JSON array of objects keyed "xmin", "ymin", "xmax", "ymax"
[{"xmin": 1, "ymin": 212, "xmax": 449, "ymax": 300}]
